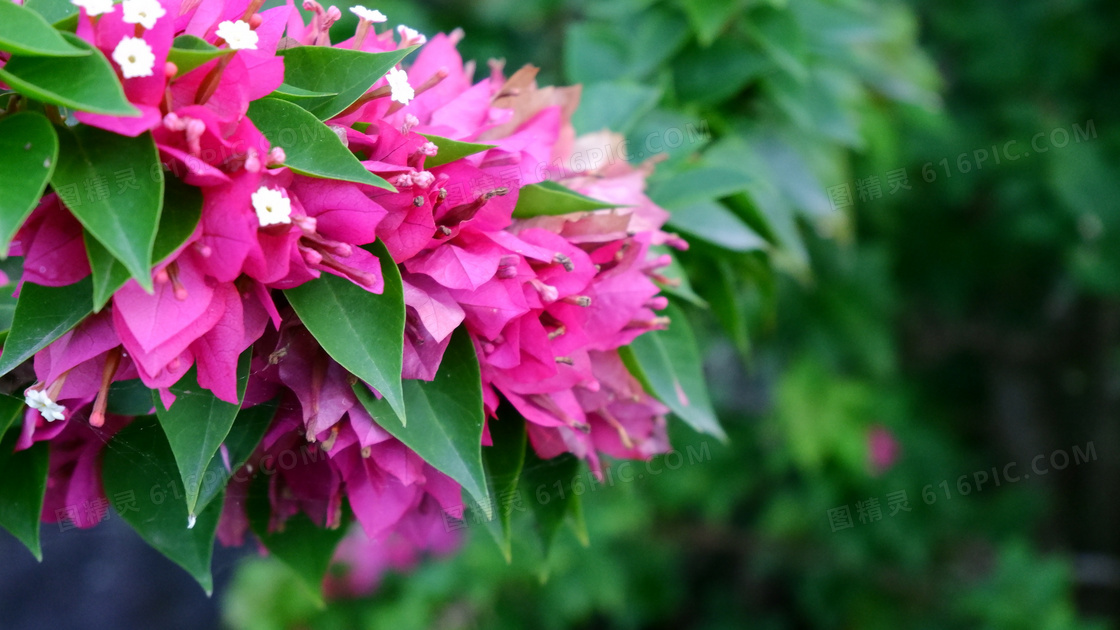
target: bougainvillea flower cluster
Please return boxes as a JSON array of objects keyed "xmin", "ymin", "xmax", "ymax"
[{"xmin": 0, "ymin": 0, "xmax": 704, "ymax": 595}]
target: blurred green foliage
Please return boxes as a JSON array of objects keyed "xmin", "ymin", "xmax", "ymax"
[{"xmin": 225, "ymin": 0, "xmax": 1118, "ymax": 627}]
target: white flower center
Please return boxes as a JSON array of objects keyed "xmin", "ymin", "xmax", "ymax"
[
  {"xmin": 216, "ymin": 20, "xmax": 259, "ymax": 51},
  {"xmin": 350, "ymin": 5, "xmax": 387, "ymax": 23},
  {"xmin": 122, "ymin": 0, "xmax": 166, "ymax": 29},
  {"xmin": 70, "ymin": 0, "xmax": 115, "ymax": 16},
  {"xmin": 25, "ymin": 388, "xmax": 66, "ymax": 423},
  {"xmin": 252, "ymin": 186, "xmax": 292, "ymax": 227},
  {"xmin": 112, "ymin": 37, "xmax": 156, "ymax": 79},
  {"xmin": 396, "ymin": 24, "xmax": 426, "ymax": 46},
  {"xmin": 386, "ymin": 67, "xmax": 414, "ymax": 105}
]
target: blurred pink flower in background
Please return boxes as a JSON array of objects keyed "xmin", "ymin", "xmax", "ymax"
[{"xmin": 868, "ymin": 425, "xmax": 900, "ymax": 475}]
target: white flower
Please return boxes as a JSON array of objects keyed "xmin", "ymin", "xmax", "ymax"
[
  {"xmin": 386, "ymin": 66, "xmax": 414, "ymax": 104},
  {"xmin": 112, "ymin": 37, "xmax": 156, "ymax": 79},
  {"xmin": 396, "ymin": 24, "xmax": 426, "ymax": 45},
  {"xmin": 122, "ymin": 0, "xmax": 166, "ymax": 29},
  {"xmin": 252, "ymin": 187, "xmax": 292, "ymax": 227},
  {"xmin": 216, "ymin": 20, "xmax": 258, "ymax": 51},
  {"xmin": 25, "ymin": 389, "xmax": 66, "ymax": 423},
  {"xmin": 349, "ymin": 5, "xmax": 387, "ymax": 22},
  {"xmin": 70, "ymin": 0, "xmax": 114, "ymax": 16}
]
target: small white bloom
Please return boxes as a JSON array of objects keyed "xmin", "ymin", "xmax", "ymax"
[
  {"xmin": 112, "ymin": 37, "xmax": 156, "ymax": 79},
  {"xmin": 70, "ymin": 0, "xmax": 114, "ymax": 16},
  {"xmin": 122, "ymin": 0, "xmax": 166, "ymax": 29},
  {"xmin": 396, "ymin": 24, "xmax": 426, "ymax": 45},
  {"xmin": 349, "ymin": 5, "xmax": 387, "ymax": 22},
  {"xmin": 252, "ymin": 187, "xmax": 292, "ymax": 227},
  {"xmin": 420, "ymin": 141, "xmax": 438, "ymax": 156},
  {"xmin": 25, "ymin": 389, "xmax": 66, "ymax": 423},
  {"xmin": 216, "ymin": 20, "xmax": 258, "ymax": 51},
  {"xmin": 386, "ymin": 66, "xmax": 414, "ymax": 104}
]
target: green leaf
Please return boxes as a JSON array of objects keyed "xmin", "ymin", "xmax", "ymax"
[
  {"xmin": 85, "ymin": 175, "xmax": 202, "ymax": 311},
  {"xmin": 571, "ymin": 81, "xmax": 662, "ymax": 137},
  {"xmin": 0, "ymin": 112, "xmax": 57, "ymax": 251},
  {"xmin": 270, "ymin": 83, "xmax": 339, "ymax": 102},
  {"xmin": 247, "ymin": 97, "xmax": 392, "ymax": 191},
  {"xmin": 154, "ymin": 351, "xmax": 251, "ymax": 520},
  {"xmin": 0, "ymin": 277, "xmax": 92, "ymax": 377},
  {"xmin": 22, "ymin": 0, "xmax": 77, "ymax": 25},
  {"xmin": 53, "ymin": 126, "xmax": 163, "ymax": 291},
  {"xmin": 0, "ymin": 417, "xmax": 49, "ymax": 561},
  {"xmin": 563, "ymin": 23, "xmax": 629, "ymax": 85},
  {"xmin": 101, "ymin": 417, "xmax": 224, "ymax": 594},
  {"xmin": 106, "ymin": 379, "xmax": 157, "ymax": 416},
  {"xmin": 166, "ymin": 35, "xmax": 229, "ymax": 76},
  {"xmin": 0, "ymin": 393, "xmax": 21, "ymax": 437},
  {"xmin": 0, "ymin": 32, "xmax": 138, "ymax": 115},
  {"xmin": 519, "ymin": 449, "xmax": 583, "ymax": 556},
  {"xmin": 194, "ymin": 400, "xmax": 277, "ymax": 517},
  {"xmin": 285, "ymin": 240, "xmax": 406, "ymax": 422},
  {"xmin": 475, "ymin": 413, "xmax": 527, "ymax": 562},
  {"xmin": 248, "ymin": 474, "xmax": 347, "ymax": 606},
  {"xmin": 673, "ymin": 40, "xmax": 769, "ymax": 104},
  {"xmin": 512, "ymin": 180, "xmax": 624, "ymax": 219},
  {"xmin": 666, "ymin": 200, "xmax": 768, "ymax": 252},
  {"xmin": 83, "ymin": 233, "xmax": 131, "ymax": 312},
  {"xmin": 678, "ymin": 0, "xmax": 744, "ymax": 46},
  {"xmin": 621, "ymin": 301, "xmax": 726, "ymax": 440},
  {"xmin": 0, "ymin": 1, "xmax": 86, "ymax": 57},
  {"xmin": 278, "ymin": 45, "xmax": 415, "ymax": 120},
  {"xmin": 648, "ymin": 165, "xmax": 753, "ymax": 210},
  {"xmin": 418, "ymin": 133, "xmax": 496, "ymax": 169},
  {"xmin": 352, "ymin": 327, "xmax": 490, "ymax": 516}
]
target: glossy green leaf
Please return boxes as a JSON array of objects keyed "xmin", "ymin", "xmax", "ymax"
[
  {"xmin": 285, "ymin": 240, "xmax": 406, "ymax": 422},
  {"xmin": 270, "ymin": 83, "xmax": 339, "ymax": 102},
  {"xmin": 519, "ymin": 449, "xmax": 583, "ymax": 556},
  {"xmin": 106, "ymin": 379, "xmax": 157, "ymax": 416},
  {"xmin": 0, "ymin": 32, "xmax": 138, "ymax": 115},
  {"xmin": 101, "ymin": 418, "xmax": 224, "ymax": 594},
  {"xmin": 278, "ymin": 45, "xmax": 415, "ymax": 120},
  {"xmin": 0, "ymin": 414, "xmax": 49, "ymax": 561},
  {"xmin": 248, "ymin": 474, "xmax": 348, "ymax": 606},
  {"xmin": 193, "ymin": 400, "xmax": 278, "ymax": 518},
  {"xmin": 154, "ymin": 351, "xmax": 251, "ymax": 520},
  {"xmin": 352, "ymin": 327, "xmax": 490, "ymax": 516},
  {"xmin": 85, "ymin": 175, "xmax": 202, "ymax": 311},
  {"xmin": 0, "ymin": 393, "xmax": 23, "ymax": 437},
  {"xmin": 621, "ymin": 301, "xmax": 726, "ymax": 440},
  {"xmin": 666, "ymin": 200, "xmax": 768, "ymax": 252},
  {"xmin": 53, "ymin": 126, "xmax": 162, "ymax": 291},
  {"xmin": 0, "ymin": 277, "xmax": 92, "ymax": 377},
  {"xmin": 475, "ymin": 413, "xmax": 527, "ymax": 562},
  {"xmin": 418, "ymin": 133, "xmax": 496, "ymax": 169},
  {"xmin": 512, "ymin": 180, "xmax": 624, "ymax": 219},
  {"xmin": 22, "ymin": 0, "xmax": 77, "ymax": 25},
  {"xmin": 247, "ymin": 97, "xmax": 392, "ymax": 190},
  {"xmin": 0, "ymin": 1, "xmax": 87, "ymax": 57},
  {"xmin": 0, "ymin": 112, "xmax": 57, "ymax": 252},
  {"xmin": 166, "ymin": 35, "xmax": 228, "ymax": 76}
]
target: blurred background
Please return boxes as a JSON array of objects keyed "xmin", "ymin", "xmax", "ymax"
[{"xmin": 4, "ymin": 0, "xmax": 1118, "ymax": 627}]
